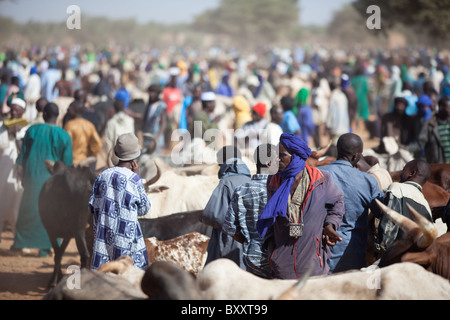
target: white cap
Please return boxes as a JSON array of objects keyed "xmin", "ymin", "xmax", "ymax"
[
  {"xmin": 169, "ymin": 67, "xmax": 181, "ymax": 76},
  {"xmin": 201, "ymin": 91, "xmax": 216, "ymax": 101},
  {"xmin": 11, "ymin": 98, "xmax": 26, "ymax": 110},
  {"xmin": 246, "ymin": 75, "xmax": 260, "ymax": 87}
]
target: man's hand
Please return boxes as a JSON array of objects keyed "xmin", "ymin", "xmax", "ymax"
[{"xmin": 323, "ymin": 224, "xmax": 342, "ymax": 246}]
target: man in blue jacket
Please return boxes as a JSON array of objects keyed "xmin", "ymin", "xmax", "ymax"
[{"xmin": 320, "ymin": 133, "xmax": 384, "ymax": 273}]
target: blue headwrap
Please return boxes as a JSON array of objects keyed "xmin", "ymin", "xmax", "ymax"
[
  {"xmin": 341, "ymin": 73, "xmax": 351, "ymax": 90},
  {"xmin": 114, "ymin": 88, "xmax": 131, "ymax": 109},
  {"xmin": 257, "ymin": 133, "xmax": 311, "ymax": 237},
  {"xmin": 30, "ymin": 66, "xmax": 38, "ymax": 75}
]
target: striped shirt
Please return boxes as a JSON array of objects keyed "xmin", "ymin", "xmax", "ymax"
[
  {"xmin": 376, "ymin": 181, "xmax": 432, "ymax": 253},
  {"xmin": 222, "ymin": 174, "xmax": 271, "ymax": 278},
  {"xmin": 437, "ymin": 120, "xmax": 450, "ymax": 163}
]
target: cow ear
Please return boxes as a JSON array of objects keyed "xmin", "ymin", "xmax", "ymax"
[{"xmin": 401, "ymin": 251, "xmax": 435, "ymax": 266}]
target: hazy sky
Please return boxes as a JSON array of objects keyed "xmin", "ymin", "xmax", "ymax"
[{"xmin": 0, "ymin": 0, "xmax": 353, "ymax": 26}]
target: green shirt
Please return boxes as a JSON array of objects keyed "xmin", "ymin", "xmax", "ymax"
[{"xmin": 13, "ymin": 123, "xmax": 73, "ymax": 249}]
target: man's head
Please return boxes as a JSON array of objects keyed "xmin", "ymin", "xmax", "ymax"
[
  {"xmin": 270, "ymin": 105, "xmax": 284, "ymax": 123},
  {"xmin": 192, "ymin": 85, "xmax": 202, "ymax": 100},
  {"xmin": 36, "ymin": 97, "xmax": 48, "ymax": 113},
  {"xmin": 11, "ymin": 76, "xmax": 19, "ymax": 87},
  {"xmin": 114, "ymin": 88, "xmax": 131, "ymax": 110},
  {"xmin": 417, "ymin": 94, "xmax": 433, "ymax": 116},
  {"xmin": 43, "ymin": 102, "xmax": 59, "ymax": 123},
  {"xmin": 393, "ymin": 96, "xmax": 408, "ymax": 115},
  {"xmin": 277, "ymin": 133, "xmax": 311, "ymax": 172},
  {"xmin": 112, "ymin": 132, "xmax": 141, "ymax": 165},
  {"xmin": 254, "ymin": 143, "xmax": 277, "ymax": 174},
  {"xmin": 201, "ymin": 91, "xmax": 216, "ymax": 113},
  {"xmin": 251, "ymin": 102, "xmax": 266, "ymax": 122},
  {"xmin": 148, "ymin": 84, "xmax": 163, "ymax": 104},
  {"xmin": 74, "ymin": 89, "xmax": 87, "ymax": 104},
  {"xmin": 10, "ymin": 98, "xmax": 26, "ymax": 119},
  {"xmin": 280, "ymin": 96, "xmax": 294, "ymax": 112},
  {"xmin": 437, "ymin": 97, "xmax": 450, "ymax": 120},
  {"xmin": 400, "ymin": 159, "xmax": 431, "ymax": 186},
  {"xmin": 336, "ymin": 133, "xmax": 363, "ymax": 167},
  {"xmin": 67, "ymin": 100, "xmax": 85, "ymax": 117}
]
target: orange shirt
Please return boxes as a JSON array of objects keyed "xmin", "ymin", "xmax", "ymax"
[{"xmin": 64, "ymin": 117, "xmax": 102, "ymax": 165}]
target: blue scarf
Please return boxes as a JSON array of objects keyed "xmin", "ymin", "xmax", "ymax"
[{"xmin": 257, "ymin": 133, "xmax": 311, "ymax": 237}]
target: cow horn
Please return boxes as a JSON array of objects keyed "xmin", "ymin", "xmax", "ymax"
[
  {"xmin": 144, "ymin": 160, "xmax": 161, "ymax": 190},
  {"xmin": 78, "ymin": 156, "xmax": 97, "ymax": 167},
  {"xmin": 406, "ymin": 203, "xmax": 438, "ymax": 248},
  {"xmin": 375, "ymin": 199, "xmax": 418, "ymax": 234},
  {"xmin": 44, "ymin": 159, "xmax": 55, "ymax": 175},
  {"xmin": 97, "ymin": 260, "xmax": 127, "ymax": 274},
  {"xmin": 316, "ymin": 141, "xmax": 332, "ymax": 158}
]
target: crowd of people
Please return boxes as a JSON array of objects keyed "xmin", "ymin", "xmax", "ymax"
[{"xmin": 0, "ymin": 43, "xmax": 449, "ymax": 279}]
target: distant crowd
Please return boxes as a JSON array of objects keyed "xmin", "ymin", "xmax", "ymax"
[{"xmin": 0, "ymin": 43, "xmax": 449, "ymax": 279}]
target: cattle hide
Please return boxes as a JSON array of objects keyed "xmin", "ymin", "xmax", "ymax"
[
  {"xmin": 43, "ymin": 268, "xmax": 147, "ymax": 300},
  {"xmin": 141, "ymin": 159, "xmax": 219, "ymax": 219},
  {"xmin": 197, "ymin": 259, "xmax": 297, "ymax": 300},
  {"xmin": 278, "ymin": 262, "xmax": 450, "ymax": 300},
  {"xmin": 97, "ymin": 255, "xmax": 145, "ymax": 292},
  {"xmin": 141, "ymin": 261, "xmax": 201, "ymax": 300},
  {"xmin": 145, "ymin": 232, "xmax": 210, "ymax": 276},
  {"xmin": 138, "ymin": 210, "xmax": 212, "ymax": 240},
  {"xmin": 197, "ymin": 258, "xmax": 450, "ymax": 300}
]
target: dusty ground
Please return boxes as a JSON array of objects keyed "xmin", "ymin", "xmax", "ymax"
[{"xmin": 0, "ymin": 230, "xmax": 80, "ymax": 300}]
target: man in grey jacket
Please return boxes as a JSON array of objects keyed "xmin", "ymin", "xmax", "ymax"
[{"xmin": 409, "ymin": 97, "xmax": 450, "ymax": 163}]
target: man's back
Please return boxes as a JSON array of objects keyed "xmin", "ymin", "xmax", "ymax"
[
  {"xmin": 223, "ymin": 174, "xmax": 270, "ymax": 277},
  {"xmin": 18, "ymin": 123, "xmax": 73, "ymax": 180},
  {"xmin": 377, "ymin": 181, "xmax": 432, "ymax": 252},
  {"xmin": 64, "ymin": 117, "xmax": 102, "ymax": 165},
  {"xmin": 202, "ymin": 159, "xmax": 251, "ymax": 269},
  {"xmin": 320, "ymin": 160, "xmax": 383, "ymax": 272},
  {"xmin": 104, "ymin": 111, "xmax": 135, "ymax": 151}
]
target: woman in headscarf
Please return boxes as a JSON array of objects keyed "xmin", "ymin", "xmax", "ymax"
[{"xmin": 257, "ymin": 133, "xmax": 345, "ymax": 279}]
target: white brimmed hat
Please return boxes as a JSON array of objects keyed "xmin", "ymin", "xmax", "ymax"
[{"xmin": 111, "ymin": 133, "xmax": 141, "ymax": 165}]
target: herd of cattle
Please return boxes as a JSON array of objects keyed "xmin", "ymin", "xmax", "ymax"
[{"xmin": 37, "ymin": 142, "xmax": 450, "ymax": 300}]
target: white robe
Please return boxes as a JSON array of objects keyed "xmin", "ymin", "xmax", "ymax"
[{"xmin": 0, "ymin": 122, "xmax": 24, "ymax": 233}]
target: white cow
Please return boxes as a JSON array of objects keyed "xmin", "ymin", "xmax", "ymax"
[
  {"xmin": 141, "ymin": 158, "xmax": 219, "ymax": 218},
  {"xmin": 198, "ymin": 259, "xmax": 450, "ymax": 300}
]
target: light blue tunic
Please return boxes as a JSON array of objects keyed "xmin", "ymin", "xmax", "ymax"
[{"xmin": 320, "ymin": 160, "xmax": 383, "ymax": 273}]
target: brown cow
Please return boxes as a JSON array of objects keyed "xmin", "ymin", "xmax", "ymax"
[
  {"xmin": 306, "ymin": 141, "xmax": 336, "ymax": 167},
  {"xmin": 376, "ymin": 199, "xmax": 450, "ymax": 280}
]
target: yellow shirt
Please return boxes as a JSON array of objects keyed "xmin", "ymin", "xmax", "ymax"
[{"xmin": 64, "ymin": 117, "xmax": 102, "ymax": 165}]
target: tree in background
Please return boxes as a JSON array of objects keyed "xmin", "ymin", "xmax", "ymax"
[
  {"xmin": 192, "ymin": 0, "xmax": 300, "ymax": 46},
  {"xmin": 353, "ymin": 0, "xmax": 450, "ymax": 43}
]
